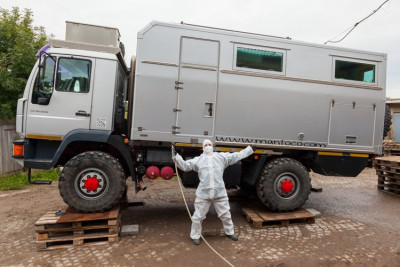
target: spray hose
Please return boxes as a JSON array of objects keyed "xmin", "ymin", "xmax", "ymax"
[{"xmin": 171, "ymin": 144, "xmax": 235, "ymax": 267}]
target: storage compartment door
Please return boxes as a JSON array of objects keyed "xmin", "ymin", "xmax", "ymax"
[
  {"xmin": 328, "ymin": 102, "xmax": 376, "ymax": 148},
  {"xmin": 175, "ymin": 38, "xmax": 219, "ymax": 137}
]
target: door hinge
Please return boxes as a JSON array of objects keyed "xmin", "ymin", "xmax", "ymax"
[
  {"xmin": 175, "ymin": 86, "xmax": 183, "ymax": 90},
  {"xmin": 172, "ymin": 126, "xmax": 181, "ymax": 129},
  {"xmin": 172, "ymin": 131, "xmax": 181, "ymax": 134},
  {"xmin": 173, "ymin": 108, "xmax": 182, "ymax": 112},
  {"xmin": 175, "ymin": 81, "xmax": 183, "ymax": 85}
]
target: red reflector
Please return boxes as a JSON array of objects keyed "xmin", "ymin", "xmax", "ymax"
[{"xmin": 13, "ymin": 144, "xmax": 24, "ymax": 157}]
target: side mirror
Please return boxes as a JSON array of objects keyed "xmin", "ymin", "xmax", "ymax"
[{"xmin": 37, "ymin": 97, "xmax": 50, "ymax": 105}]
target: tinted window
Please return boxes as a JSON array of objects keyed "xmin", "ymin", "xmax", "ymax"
[
  {"xmin": 236, "ymin": 47, "xmax": 283, "ymax": 72},
  {"xmin": 335, "ymin": 60, "xmax": 375, "ymax": 83},
  {"xmin": 32, "ymin": 56, "xmax": 56, "ymax": 104},
  {"xmin": 56, "ymin": 58, "xmax": 91, "ymax": 93}
]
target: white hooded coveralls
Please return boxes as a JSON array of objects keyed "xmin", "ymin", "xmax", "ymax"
[{"xmin": 174, "ymin": 140, "xmax": 253, "ymax": 239}]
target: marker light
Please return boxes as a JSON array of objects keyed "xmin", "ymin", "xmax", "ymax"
[{"xmin": 13, "ymin": 144, "xmax": 24, "ymax": 157}]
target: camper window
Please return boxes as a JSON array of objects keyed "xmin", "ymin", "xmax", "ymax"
[
  {"xmin": 236, "ymin": 47, "xmax": 284, "ymax": 73},
  {"xmin": 334, "ymin": 60, "xmax": 376, "ymax": 83}
]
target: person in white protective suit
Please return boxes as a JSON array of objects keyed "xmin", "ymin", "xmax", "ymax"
[{"xmin": 173, "ymin": 139, "xmax": 253, "ymax": 245}]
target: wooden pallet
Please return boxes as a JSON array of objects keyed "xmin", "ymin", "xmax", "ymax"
[
  {"xmin": 374, "ymin": 156, "xmax": 400, "ymax": 169},
  {"xmin": 383, "ymin": 144, "xmax": 400, "ymax": 156},
  {"xmin": 35, "ymin": 205, "xmax": 120, "ymax": 251},
  {"xmin": 377, "ymin": 174, "xmax": 400, "ymax": 195},
  {"xmin": 374, "ymin": 157, "xmax": 400, "ymax": 196},
  {"xmin": 242, "ymin": 208, "xmax": 317, "ymax": 229}
]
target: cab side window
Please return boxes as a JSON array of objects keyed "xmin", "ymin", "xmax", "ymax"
[
  {"xmin": 32, "ymin": 56, "xmax": 56, "ymax": 104},
  {"xmin": 56, "ymin": 58, "xmax": 91, "ymax": 93}
]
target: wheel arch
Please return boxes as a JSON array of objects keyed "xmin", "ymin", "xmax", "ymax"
[{"xmin": 56, "ymin": 131, "xmax": 134, "ymax": 179}]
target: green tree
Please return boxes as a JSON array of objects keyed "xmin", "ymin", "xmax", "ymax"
[{"xmin": 0, "ymin": 7, "xmax": 48, "ymax": 119}]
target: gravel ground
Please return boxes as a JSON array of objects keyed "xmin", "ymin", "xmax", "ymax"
[{"xmin": 0, "ymin": 167, "xmax": 399, "ymax": 266}]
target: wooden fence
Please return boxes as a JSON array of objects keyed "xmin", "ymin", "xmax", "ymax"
[{"xmin": 0, "ymin": 119, "xmax": 22, "ymax": 176}]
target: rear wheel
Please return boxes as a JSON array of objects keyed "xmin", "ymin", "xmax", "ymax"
[
  {"xmin": 59, "ymin": 151, "xmax": 126, "ymax": 213},
  {"xmin": 256, "ymin": 157, "xmax": 310, "ymax": 211}
]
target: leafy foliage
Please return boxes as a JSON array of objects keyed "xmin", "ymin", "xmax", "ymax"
[{"xmin": 0, "ymin": 7, "xmax": 48, "ymax": 119}]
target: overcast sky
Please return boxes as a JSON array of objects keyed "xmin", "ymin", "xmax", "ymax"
[{"xmin": 2, "ymin": 0, "xmax": 399, "ymax": 97}]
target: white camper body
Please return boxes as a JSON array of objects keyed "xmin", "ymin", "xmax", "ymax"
[{"xmin": 131, "ymin": 22, "xmax": 386, "ymax": 155}]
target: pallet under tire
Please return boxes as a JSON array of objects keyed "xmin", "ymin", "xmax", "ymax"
[{"xmin": 35, "ymin": 205, "xmax": 121, "ymax": 251}]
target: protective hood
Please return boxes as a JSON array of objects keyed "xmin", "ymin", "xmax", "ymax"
[{"xmin": 202, "ymin": 139, "xmax": 213, "ymax": 155}]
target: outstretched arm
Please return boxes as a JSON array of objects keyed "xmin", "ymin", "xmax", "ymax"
[
  {"xmin": 173, "ymin": 153, "xmax": 198, "ymax": 172},
  {"xmin": 223, "ymin": 146, "xmax": 253, "ymax": 167}
]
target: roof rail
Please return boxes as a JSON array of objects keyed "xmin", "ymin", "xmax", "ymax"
[{"xmin": 180, "ymin": 22, "xmax": 291, "ymax": 40}]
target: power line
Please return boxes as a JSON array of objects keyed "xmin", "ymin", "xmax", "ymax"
[{"xmin": 324, "ymin": 0, "xmax": 390, "ymax": 45}]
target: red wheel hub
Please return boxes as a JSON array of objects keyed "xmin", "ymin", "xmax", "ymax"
[
  {"xmin": 84, "ymin": 177, "xmax": 100, "ymax": 191},
  {"xmin": 281, "ymin": 180, "xmax": 294, "ymax": 193}
]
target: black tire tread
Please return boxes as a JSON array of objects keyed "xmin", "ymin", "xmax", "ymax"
[
  {"xmin": 256, "ymin": 157, "xmax": 311, "ymax": 212},
  {"xmin": 383, "ymin": 104, "xmax": 392, "ymax": 138},
  {"xmin": 58, "ymin": 151, "xmax": 126, "ymax": 213}
]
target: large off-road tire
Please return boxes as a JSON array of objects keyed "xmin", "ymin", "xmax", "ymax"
[
  {"xmin": 59, "ymin": 151, "xmax": 126, "ymax": 213},
  {"xmin": 256, "ymin": 157, "xmax": 311, "ymax": 211},
  {"xmin": 383, "ymin": 104, "xmax": 392, "ymax": 138}
]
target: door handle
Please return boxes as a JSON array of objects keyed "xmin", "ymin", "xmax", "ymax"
[
  {"xmin": 75, "ymin": 110, "xmax": 90, "ymax": 117},
  {"xmin": 205, "ymin": 103, "xmax": 213, "ymax": 117}
]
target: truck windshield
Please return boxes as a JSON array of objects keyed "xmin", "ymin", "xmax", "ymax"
[{"xmin": 32, "ymin": 56, "xmax": 56, "ymax": 104}]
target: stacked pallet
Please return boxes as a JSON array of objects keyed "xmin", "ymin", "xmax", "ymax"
[
  {"xmin": 374, "ymin": 157, "xmax": 400, "ymax": 196},
  {"xmin": 382, "ymin": 141, "xmax": 400, "ymax": 156},
  {"xmin": 35, "ymin": 205, "xmax": 120, "ymax": 251}
]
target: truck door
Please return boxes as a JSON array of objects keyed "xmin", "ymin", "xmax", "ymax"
[
  {"xmin": 175, "ymin": 37, "xmax": 219, "ymax": 137},
  {"xmin": 25, "ymin": 56, "xmax": 94, "ymax": 140}
]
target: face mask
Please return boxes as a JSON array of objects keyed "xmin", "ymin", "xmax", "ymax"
[{"xmin": 204, "ymin": 146, "xmax": 213, "ymax": 155}]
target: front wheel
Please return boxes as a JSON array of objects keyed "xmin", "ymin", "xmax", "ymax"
[
  {"xmin": 256, "ymin": 157, "xmax": 311, "ymax": 211},
  {"xmin": 59, "ymin": 151, "xmax": 126, "ymax": 213}
]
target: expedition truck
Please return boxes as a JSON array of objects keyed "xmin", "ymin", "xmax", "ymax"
[{"xmin": 12, "ymin": 21, "xmax": 388, "ymax": 213}]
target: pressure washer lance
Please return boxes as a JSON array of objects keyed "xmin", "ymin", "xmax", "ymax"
[{"xmin": 171, "ymin": 144, "xmax": 235, "ymax": 267}]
